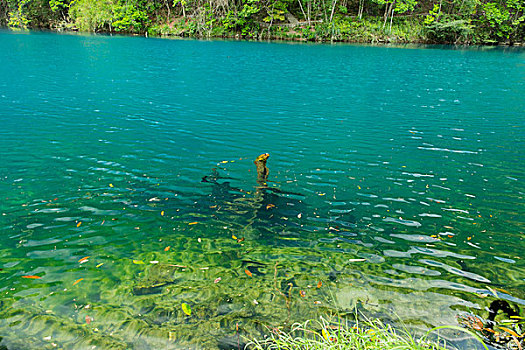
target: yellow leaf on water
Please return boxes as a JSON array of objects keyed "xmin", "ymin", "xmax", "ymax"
[
  {"xmin": 76, "ymin": 222, "xmax": 82, "ymax": 227},
  {"xmin": 78, "ymin": 256, "xmax": 90, "ymax": 264},
  {"xmin": 499, "ymin": 326, "xmax": 520, "ymax": 338},
  {"xmin": 164, "ymin": 246, "xmax": 171, "ymax": 251},
  {"xmin": 182, "ymin": 303, "xmax": 191, "ymax": 316},
  {"xmin": 133, "ymin": 260, "xmax": 145, "ymax": 264},
  {"xmin": 22, "ymin": 275, "xmax": 41, "ymax": 279},
  {"xmin": 493, "ymin": 287, "xmax": 511, "ymax": 295},
  {"xmin": 109, "ymin": 184, "xmax": 113, "ymax": 187},
  {"xmin": 161, "ymin": 211, "xmax": 164, "ymax": 216},
  {"xmin": 96, "ymin": 263, "xmax": 104, "ymax": 268},
  {"xmin": 73, "ymin": 278, "xmax": 83, "ymax": 286},
  {"xmin": 317, "ymin": 281, "xmax": 322, "ymax": 289},
  {"xmin": 188, "ymin": 222, "xmax": 198, "ymax": 225},
  {"xmin": 245, "ymin": 269, "xmax": 253, "ymax": 277},
  {"xmin": 232, "ymin": 235, "xmax": 237, "ymax": 240},
  {"xmin": 322, "ymin": 329, "xmax": 331, "ymax": 341}
]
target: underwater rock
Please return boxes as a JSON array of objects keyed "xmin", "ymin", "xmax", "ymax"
[{"xmin": 216, "ymin": 335, "xmax": 248, "ymax": 350}]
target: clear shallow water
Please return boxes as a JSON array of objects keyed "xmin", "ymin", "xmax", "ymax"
[{"xmin": 0, "ymin": 30, "xmax": 524, "ymax": 349}]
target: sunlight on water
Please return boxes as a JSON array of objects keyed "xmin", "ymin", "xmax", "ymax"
[{"xmin": 0, "ymin": 31, "xmax": 524, "ymax": 349}]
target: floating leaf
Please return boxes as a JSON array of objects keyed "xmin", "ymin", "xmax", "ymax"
[
  {"xmin": 499, "ymin": 326, "xmax": 520, "ymax": 338},
  {"xmin": 164, "ymin": 246, "xmax": 170, "ymax": 251},
  {"xmin": 245, "ymin": 269, "xmax": 253, "ymax": 277},
  {"xmin": 182, "ymin": 303, "xmax": 191, "ymax": 316},
  {"xmin": 161, "ymin": 211, "xmax": 165, "ymax": 216},
  {"xmin": 109, "ymin": 183, "xmax": 114, "ymax": 187},
  {"xmin": 237, "ymin": 237, "xmax": 245, "ymax": 243},
  {"xmin": 76, "ymin": 222, "xmax": 82, "ymax": 227},
  {"xmin": 22, "ymin": 275, "xmax": 41, "ymax": 279},
  {"xmin": 232, "ymin": 234, "xmax": 237, "ymax": 240},
  {"xmin": 493, "ymin": 287, "xmax": 511, "ymax": 295},
  {"xmin": 322, "ymin": 328, "xmax": 331, "ymax": 341},
  {"xmin": 266, "ymin": 204, "xmax": 275, "ymax": 210},
  {"xmin": 85, "ymin": 315, "xmax": 93, "ymax": 324},
  {"xmin": 214, "ymin": 277, "xmax": 221, "ymax": 283},
  {"xmin": 133, "ymin": 260, "xmax": 145, "ymax": 264},
  {"xmin": 96, "ymin": 263, "xmax": 104, "ymax": 268},
  {"xmin": 349, "ymin": 258, "xmax": 366, "ymax": 262},
  {"xmin": 317, "ymin": 281, "xmax": 322, "ymax": 289},
  {"xmin": 188, "ymin": 222, "xmax": 198, "ymax": 225},
  {"xmin": 299, "ymin": 290, "xmax": 306, "ymax": 297},
  {"xmin": 78, "ymin": 256, "xmax": 90, "ymax": 264},
  {"xmin": 73, "ymin": 278, "xmax": 83, "ymax": 286},
  {"xmin": 150, "ymin": 261, "xmax": 159, "ymax": 264}
]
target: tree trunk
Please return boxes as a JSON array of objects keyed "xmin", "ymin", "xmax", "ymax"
[
  {"xmin": 329, "ymin": 0, "xmax": 337, "ymax": 23},
  {"xmin": 298, "ymin": 0, "xmax": 308, "ymax": 25},
  {"xmin": 307, "ymin": 0, "xmax": 311, "ymax": 26},
  {"xmin": 165, "ymin": 0, "xmax": 171, "ymax": 22},
  {"xmin": 389, "ymin": 0, "xmax": 395, "ymax": 32}
]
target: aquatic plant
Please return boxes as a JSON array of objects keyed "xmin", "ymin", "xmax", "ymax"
[{"xmin": 247, "ymin": 315, "xmax": 490, "ymax": 350}]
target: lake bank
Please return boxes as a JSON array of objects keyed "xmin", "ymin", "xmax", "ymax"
[
  {"xmin": 1, "ymin": 0, "xmax": 524, "ymax": 45},
  {"xmin": 6, "ymin": 18, "xmax": 525, "ymax": 46}
]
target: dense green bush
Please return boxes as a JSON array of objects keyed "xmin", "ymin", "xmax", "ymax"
[{"xmin": 1, "ymin": 0, "xmax": 523, "ymax": 43}]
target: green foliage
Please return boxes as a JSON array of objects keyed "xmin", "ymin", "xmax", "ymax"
[
  {"xmin": 425, "ymin": 18, "xmax": 473, "ymax": 43},
  {"xmin": 68, "ymin": 0, "xmax": 149, "ymax": 32},
  {"xmin": 49, "ymin": 0, "xmax": 68, "ymax": 13},
  {"xmin": 0, "ymin": 0, "xmax": 523, "ymax": 43},
  {"xmin": 424, "ymin": 4, "xmax": 439, "ymax": 25},
  {"xmin": 222, "ymin": 0, "xmax": 260, "ymax": 36},
  {"xmin": 394, "ymin": 0, "xmax": 418, "ymax": 14},
  {"xmin": 247, "ymin": 316, "xmax": 458, "ymax": 350},
  {"xmin": 8, "ymin": 0, "xmax": 31, "ymax": 28},
  {"xmin": 111, "ymin": 1, "xmax": 149, "ymax": 32}
]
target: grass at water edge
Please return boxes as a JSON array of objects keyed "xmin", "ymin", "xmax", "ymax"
[{"xmin": 246, "ymin": 315, "xmax": 490, "ymax": 350}]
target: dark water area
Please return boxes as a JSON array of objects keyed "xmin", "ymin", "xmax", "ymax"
[{"xmin": 0, "ymin": 30, "xmax": 524, "ymax": 349}]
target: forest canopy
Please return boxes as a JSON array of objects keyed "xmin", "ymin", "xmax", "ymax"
[{"xmin": 0, "ymin": 0, "xmax": 523, "ymax": 44}]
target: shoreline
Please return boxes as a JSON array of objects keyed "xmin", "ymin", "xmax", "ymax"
[{"xmin": 3, "ymin": 25, "xmax": 524, "ymax": 47}]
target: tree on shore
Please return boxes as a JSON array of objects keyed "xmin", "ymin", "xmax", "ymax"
[{"xmin": 0, "ymin": 0, "xmax": 523, "ymax": 43}]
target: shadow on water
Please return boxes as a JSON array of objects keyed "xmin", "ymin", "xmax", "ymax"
[{"xmin": 199, "ymin": 155, "xmax": 308, "ymax": 241}]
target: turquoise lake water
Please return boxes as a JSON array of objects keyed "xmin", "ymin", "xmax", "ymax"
[{"xmin": 0, "ymin": 30, "xmax": 524, "ymax": 349}]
